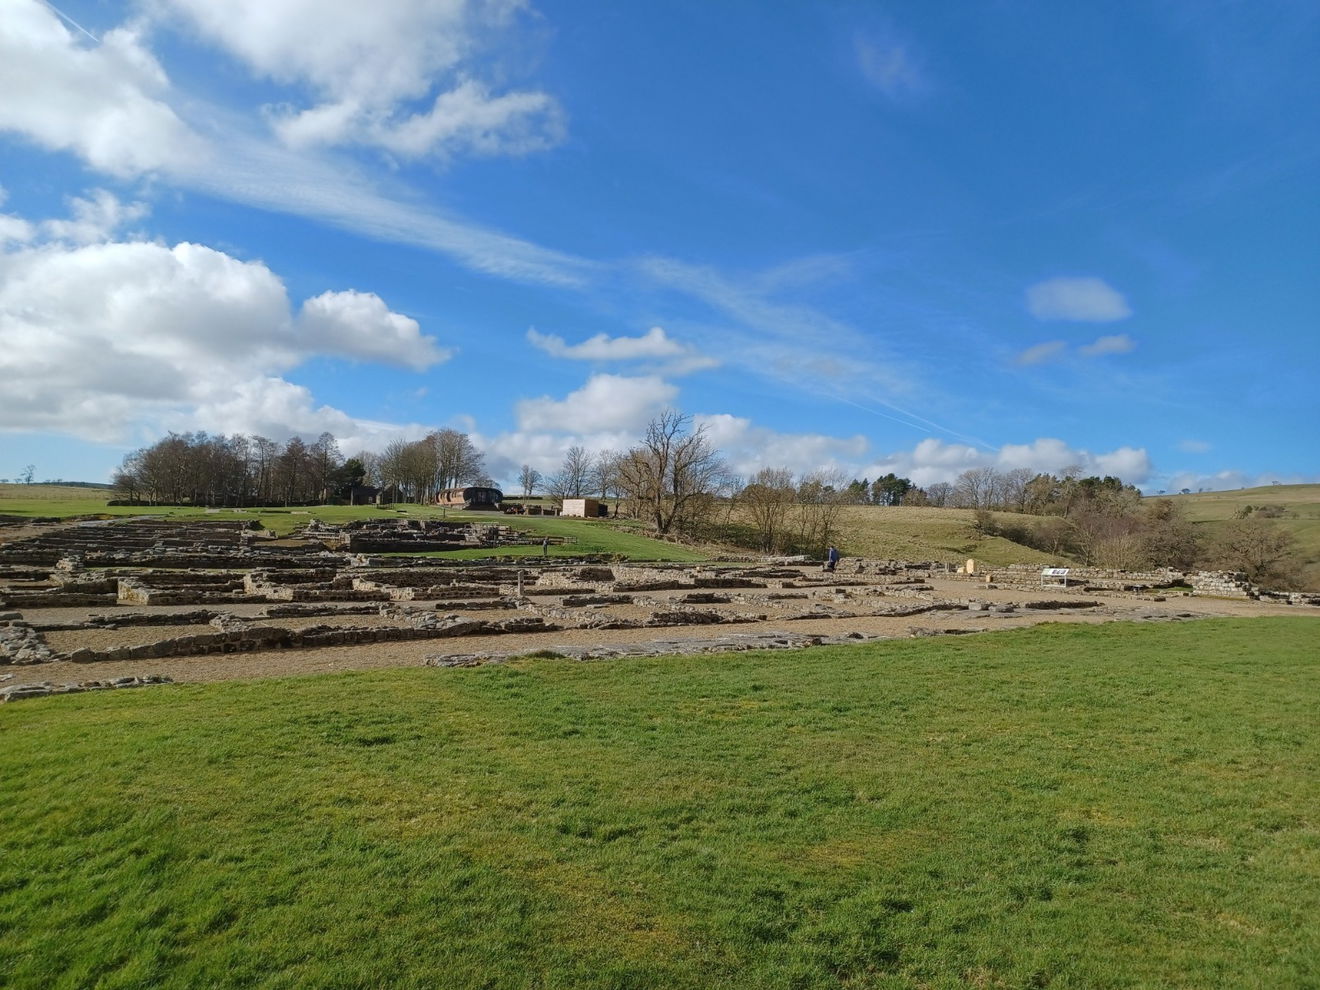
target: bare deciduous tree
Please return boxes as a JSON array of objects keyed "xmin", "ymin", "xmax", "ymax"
[
  {"xmin": 616, "ymin": 411, "xmax": 724, "ymax": 534},
  {"xmin": 353, "ymin": 450, "xmax": 382, "ymax": 488},
  {"xmin": 309, "ymin": 432, "xmax": 342, "ymax": 504},
  {"xmin": 792, "ymin": 470, "xmax": 848, "ymax": 555},
  {"xmin": 952, "ymin": 467, "xmax": 1001, "ymax": 509},
  {"xmin": 925, "ymin": 481, "xmax": 953, "ymax": 507},
  {"xmin": 548, "ymin": 446, "xmax": 593, "ymax": 501},
  {"xmin": 428, "ymin": 429, "xmax": 484, "ymax": 496},
  {"xmin": 1000, "ymin": 468, "xmax": 1034, "ymax": 514},
  {"xmin": 518, "ymin": 463, "xmax": 542, "ymax": 497},
  {"xmin": 738, "ymin": 467, "xmax": 796, "ymax": 552},
  {"xmin": 1210, "ymin": 517, "xmax": 1299, "ymax": 586}
]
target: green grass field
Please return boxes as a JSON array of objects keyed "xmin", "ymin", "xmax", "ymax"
[
  {"xmin": 0, "ymin": 485, "xmax": 704, "ymax": 562},
  {"xmin": 406, "ymin": 512, "xmax": 706, "ymax": 562},
  {"xmin": 3, "ymin": 619, "xmax": 1317, "ymax": 988}
]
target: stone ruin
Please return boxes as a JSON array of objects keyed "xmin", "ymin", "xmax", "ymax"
[
  {"xmin": 304, "ymin": 517, "xmax": 522, "ymax": 553},
  {"xmin": 1, "ymin": 517, "xmax": 1315, "ymax": 697},
  {"xmin": 1188, "ymin": 570, "xmax": 1320, "ymax": 606}
]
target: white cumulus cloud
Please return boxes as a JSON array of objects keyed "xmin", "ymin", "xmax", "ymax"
[
  {"xmin": 182, "ymin": 376, "xmax": 432, "ymax": 454},
  {"xmin": 526, "ymin": 325, "xmax": 718, "ymax": 374},
  {"xmin": 515, "ymin": 374, "xmax": 678, "ymax": 433},
  {"xmin": 1026, "ymin": 276, "xmax": 1132, "ymax": 322},
  {"xmin": 0, "ymin": 210, "xmax": 445, "ymax": 441},
  {"xmin": 695, "ymin": 413, "xmax": 869, "ymax": 479},
  {"xmin": 0, "ymin": 0, "xmax": 204, "ymax": 176},
  {"xmin": 860, "ymin": 437, "xmax": 1153, "ymax": 488},
  {"xmin": 39, "ymin": 189, "xmax": 150, "ymax": 245},
  {"xmin": 298, "ymin": 290, "xmax": 450, "ymax": 371},
  {"xmin": 160, "ymin": 0, "xmax": 565, "ymax": 160},
  {"xmin": 528, "ymin": 326, "xmax": 685, "ymax": 361}
]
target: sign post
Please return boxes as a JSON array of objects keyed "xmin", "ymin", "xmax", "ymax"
[{"xmin": 1041, "ymin": 567, "xmax": 1070, "ymax": 589}]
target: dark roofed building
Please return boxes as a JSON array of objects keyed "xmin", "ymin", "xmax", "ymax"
[{"xmin": 437, "ymin": 486, "xmax": 503, "ymax": 510}]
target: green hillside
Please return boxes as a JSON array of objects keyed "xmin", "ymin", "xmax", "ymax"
[
  {"xmin": 1161, "ymin": 484, "xmax": 1320, "ymax": 585},
  {"xmin": 834, "ymin": 505, "xmax": 1064, "ymax": 567}
]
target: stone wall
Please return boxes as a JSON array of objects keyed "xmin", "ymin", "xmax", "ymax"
[
  {"xmin": 1190, "ymin": 571, "xmax": 1257, "ymax": 599},
  {"xmin": 967, "ymin": 563, "xmax": 1183, "ymax": 591}
]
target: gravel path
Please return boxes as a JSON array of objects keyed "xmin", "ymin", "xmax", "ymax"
[{"xmin": 5, "ymin": 579, "xmax": 1312, "ymax": 688}]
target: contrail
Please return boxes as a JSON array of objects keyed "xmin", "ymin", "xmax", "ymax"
[
  {"xmin": 41, "ymin": 0, "xmax": 100, "ymax": 44},
  {"xmin": 834, "ymin": 393, "xmax": 995, "ymax": 451}
]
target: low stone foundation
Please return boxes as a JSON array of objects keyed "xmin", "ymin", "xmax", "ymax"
[{"xmin": 1, "ymin": 674, "xmax": 173, "ymax": 702}]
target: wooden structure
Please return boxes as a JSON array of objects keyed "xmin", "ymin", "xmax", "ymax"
[{"xmin": 436, "ymin": 486, "xmax": 503, "ymax": 510}]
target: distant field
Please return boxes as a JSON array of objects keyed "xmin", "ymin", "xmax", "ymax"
[
  {"xmin": 1162, "ymin": 484, "xmax": 1320, "ymax": 586},
  {"xmin": 2, "ymin": 619, "xmax": 1316, "ymax": 988},
  {"xmin": 1162, "ymin": 483, "xmax": 1320, "ymax": 523},
  {"xmin": 0, "ymin": 483, "xmax": 125, "ymax": 518},
  {"xmin": 835, "ymin": 505, "xmax": 1062, "ymax": 566}
]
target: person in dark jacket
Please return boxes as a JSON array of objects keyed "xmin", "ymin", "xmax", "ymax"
[{"xmin": 825, "ymin": 545, "xmax": 840, "ymax": 572}]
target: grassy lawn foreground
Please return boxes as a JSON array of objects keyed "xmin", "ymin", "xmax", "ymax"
[{"xmin": 2, "ymin": 619, "xmax": 1318, "ymax": 988}]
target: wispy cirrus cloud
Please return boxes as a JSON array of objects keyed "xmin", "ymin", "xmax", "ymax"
[
  {"xmin": 0, "ymin": 0, "xmax": 594, "ymax": 289},
  {"xmin": 855, "ymin": 26, "xmax": 931, "ymax": 103},
  {"xmin": 637, "ymin": 255, "xmax": 994, "ymax": 448},
  {"xmin": 1017, "ymin": 333, "xmax": 1136, "ymax": 366},
  {"xmin": 1079, "ymin": 333, "xmax": 1136, "ymax": 357},
  {"xmin": 1016, "ymin": 340, "xmax": 1066, "ymax": 365}
]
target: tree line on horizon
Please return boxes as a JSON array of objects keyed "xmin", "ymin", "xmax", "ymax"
[
  {"xmin": 111, "ymin": 418, "xmax": 1305, "ymax": 588},
  {"xmin": 111, "ymin": 429, "xmax": 490, "ymax": 507}
]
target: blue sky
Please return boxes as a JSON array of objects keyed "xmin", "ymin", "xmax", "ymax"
[{"xmin": 1, "ymin": 0, "xmax": 1316, "ymax": 493}]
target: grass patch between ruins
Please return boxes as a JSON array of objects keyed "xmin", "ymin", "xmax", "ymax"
[
  {"xmin": 439, "ymin": 513, "xmax": 708, "ymax": 562},
  {"xmin": 3, "ymin": 618, "xmax": 1318, "ymax": 988}
]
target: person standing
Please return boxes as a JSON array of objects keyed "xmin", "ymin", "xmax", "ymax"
[
  {"xmin": 825, "ymin": 545, "xmax": 840, "ymax": 572},
  {"xmin": 541, "ymin": 536, "xmax": 549, "ymax": 558}
]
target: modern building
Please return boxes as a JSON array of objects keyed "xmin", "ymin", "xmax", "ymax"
[
  {"xmin": 560, "ymin": 497, "xmax": 606, "ymax": 518},
  {"xmin": 437, "ymin": 486, "xmax": 503, "ymax": 510}
]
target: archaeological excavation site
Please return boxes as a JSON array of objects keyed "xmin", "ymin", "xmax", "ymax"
[{"xmin": 2, "ymin": 516, "xmax": 1316, "ymax": 701}]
